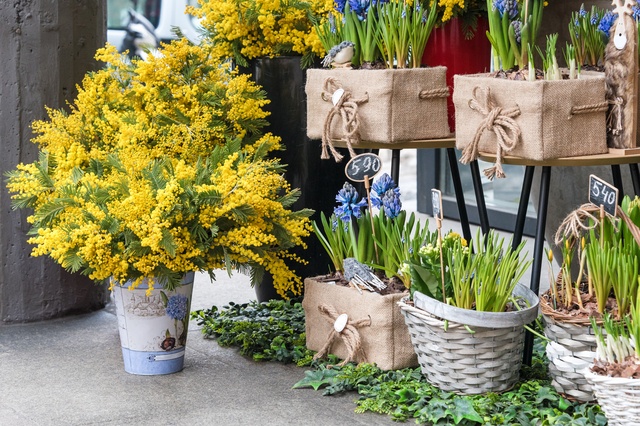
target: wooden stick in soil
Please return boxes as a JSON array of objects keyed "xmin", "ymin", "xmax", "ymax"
[
  {"xmin": 364, "ymin": 175, "xmax": 379, "ymax": 264},
  {"xmin": 437, "ymin": 218, "xmax": 446, "ymax": 303},
  {"xmin": 600, "ymin": 204, "xmax": 605, "ymax": 249}
]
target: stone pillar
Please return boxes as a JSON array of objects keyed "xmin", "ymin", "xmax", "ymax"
[{"xmin": 0, "ymin": 0, "xmax": 109, "ymax": 323}]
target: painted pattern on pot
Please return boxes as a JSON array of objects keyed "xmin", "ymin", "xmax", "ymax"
[{"xmin": 112, "ymin": 272, "xmax": 194, "ymax": 375}]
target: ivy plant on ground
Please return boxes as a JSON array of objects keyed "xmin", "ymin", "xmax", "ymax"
[
  {"xmin": 194, "ymin": 302, "xmax": 607, "ymax": 425},
  {"xmin": 191, "ymin": 298, "xmax": 314, "ymax": 364}
]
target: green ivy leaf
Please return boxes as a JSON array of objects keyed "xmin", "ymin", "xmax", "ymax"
[
  {"xmin": 445, "ymin": 397, "xmax": 483, "ymax": 424},
  {"xmin": 292, "ymin": 369, "xmax": 339, "ymax": 391},
  {"xmin": 535, "ymin": 387, "xmax": 558, "ymax": 405}
]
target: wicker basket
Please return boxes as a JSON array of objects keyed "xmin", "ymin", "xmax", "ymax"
[
  {"xmin": 583, "ymin": 369, "xmax": 640, "ymax": 425},
  {"xmin": 542, "ymin": 313, "xmax": 598, "ymax": 402},
  {"xmin": 540, "ymin": 272, "xmax": 603, "ymax": 401},
  {"xmin": 398, "ymin": 284, "xmax": 539, "ymax": 395}
]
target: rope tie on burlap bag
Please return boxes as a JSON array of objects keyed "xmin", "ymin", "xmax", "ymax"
[
  {"xmin": 418, "ymin": 87, "xmax": 450, "ymax": 99},
  {"xmin": 569, "ymin": 101, "xmax": 609, "ymax": 117},
  {"xmin": 312, "ymin": 303, "xmax": 371, "ymax": 367},
  {"xmin": 460, "ymin": 86, "xmax": 521, "ymax": 180},
  {"xmin": 321, "ymin": 77, "xmax": 369, "ymax": 162}
]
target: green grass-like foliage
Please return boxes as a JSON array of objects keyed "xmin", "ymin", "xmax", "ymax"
[{"xmin": 192, "ymin": 298, "xmax": 314, "ymax": 364}]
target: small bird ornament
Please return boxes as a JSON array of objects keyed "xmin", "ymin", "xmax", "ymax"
[{"xmin": 322, "ymin": 41, "xmax": 356, "ymax": 69}]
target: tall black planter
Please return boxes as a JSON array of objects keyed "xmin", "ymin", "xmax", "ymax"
[{"xmin": 241, "ymin": 56, "xmax": 351, "ymax": 302}]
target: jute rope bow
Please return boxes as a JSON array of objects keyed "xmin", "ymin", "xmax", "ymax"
[
  {"xmin": 312, "ymin": 303, "xmax": 371, "ymax": 367},
  {"xmin": 554, "ymin": 202, "xmax": 640, "ymax": 246},
  {"xmin": 460, "ymin": 86, "xmax": 522, "ymax": 180},
  {"xmin": 321, "ymin": 77, "xmax": 369, "ymax": 162}
]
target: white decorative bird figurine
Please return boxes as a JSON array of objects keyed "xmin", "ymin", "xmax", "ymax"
[{"xmin": 322, "ymin": 41, "xmax": 356, "ymax": 68}]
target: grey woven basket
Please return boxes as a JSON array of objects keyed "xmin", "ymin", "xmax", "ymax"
[
  {"xmin": 398, "ymin": 284, "xmax": 539, "ymax": 395},
  {"xmin": 542, "ymin": 314, "xmax": 598, "ymax": 402}
]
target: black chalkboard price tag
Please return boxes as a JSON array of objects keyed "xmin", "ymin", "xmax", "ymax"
[
  {"xmin": 345, "ymin": 153, "xmax": 382, "ymax": 182},
  {"xmin": 589, "ymin": 174, "xmax": 618, "ymax": 216},
  {"xmin": 431, "ymin": 189, "xmax": 443, "ymax": 220}
]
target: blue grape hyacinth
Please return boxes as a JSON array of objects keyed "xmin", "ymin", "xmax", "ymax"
[
  {"xmin": 598, "ymin": 11, "xmax": 617, "ymax": 35},
  {"xmin": 166, "ymin": 294, "xmax": 188, "ymax": 320},
  {"xmin": 334, "ymin": 182, "xmax": 368, "ymax": 223},
  {"xmin": 382, "ymin": 189, "xmax": 402, "ymax": 219},
  {"xmin": 493, "ymin": 0, "xmax": 518, "ymax": 19},
  {"xmin": 371, "ymin": 173, "xmax": 400, "ymax": 209},
  {"xmin": 511, "ymin": 20, "xmax": 522, "ymax": 44}
]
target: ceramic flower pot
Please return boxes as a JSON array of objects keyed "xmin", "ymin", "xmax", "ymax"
[{"xmin": 111, "ymin": 272, "xmax": 195, "ymax": 375}]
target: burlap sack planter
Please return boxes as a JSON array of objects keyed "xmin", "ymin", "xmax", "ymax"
[
  {"xmin": 305, "ymin": 68, "xmax": 450, "ymax": 148},
  {"xmin": 399, "ymin": 284, "xmax": 539, "ymax": 395},
  {"xmin": 302, "ymin": 277, "xmax": 418, "ymax": 371},
  {"xmin": 453, "ymin": 74, "xmax": 608, "ymax": 170}
]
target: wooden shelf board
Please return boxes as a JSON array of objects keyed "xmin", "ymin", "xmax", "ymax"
[
  {"xmin": 331, "ymin": 136, "xmax": 456, "ymax": 150},
  {"xmin": 478, "ymin": 151, "xmax": 640, "ymax": 167}
]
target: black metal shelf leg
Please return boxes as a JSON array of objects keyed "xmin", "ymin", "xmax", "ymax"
[
  {"xmin": 611, "ymin": 164, "xmax": 624, "ymax": 205},
  {"xmin": 470, "ymin": 160, "xmax": 490, "ymax": 235},
  {"xmin": 512, "ymin": 166, "xmax": 535, "ymax": 250},
  {"xmin": 523, "ymin": 166, "xmax": 551, "ymax": 367},
  {"xmin": 630, "ymin": 163, "xmax": 640, "ymax": 196},
  {"xmin": 446, "ymin": 148, "xmax": 472, "ymax": 242},
  {"xmin": 391, "ymin": 149, "xmax": 401, "ymax": 185}
]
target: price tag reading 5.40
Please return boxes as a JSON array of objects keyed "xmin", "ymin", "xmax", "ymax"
[
  {"xmin": 589, "ymin": 174, "xmax": 618, "ymax": 216},
  {"xmin": 345, "ymin": 153, "xmax": 382, "ymax": 182}
]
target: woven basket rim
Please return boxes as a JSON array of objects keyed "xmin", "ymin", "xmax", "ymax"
[
  {"xmin": 583, "ymin": 367, "xmax": 640, "ymax": 386},
  {"xmin": 411, "ymin": 283, "xmax": 539, "ymax": 328}
]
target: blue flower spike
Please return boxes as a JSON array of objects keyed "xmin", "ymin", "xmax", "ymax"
[
  {"xmin": 371, "ymin": 173, "xmax": 400, "ymax": 209},
  {"xmin": 334, "ymin": 182, "xmax": 368, "ymax": 223},
  {"xmin": 382, "ymin": 189, "xmax": 402, "ymax": 219}
]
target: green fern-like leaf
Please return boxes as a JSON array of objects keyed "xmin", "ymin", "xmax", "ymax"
[{"xmin": 160, "ymin": 228, "xmax": 177, "ymax": 257}]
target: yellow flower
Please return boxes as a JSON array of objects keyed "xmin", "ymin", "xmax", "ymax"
[
  {"xmin": 192, "ymin": 0, "xmax": 333, "ymax": 63},
  {"xmin": 6, "ymin": 41, "xmax": 311, "ymax": 298}
]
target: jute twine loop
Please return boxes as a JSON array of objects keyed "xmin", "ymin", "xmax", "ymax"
[
  {"xmin": 419, "ymin": 87, "xmax": 450, "ymax": 99},
  {"xmin": 606, "ymin": 97, "xmax": 625, "ymax": 136},
  {"xmin": 312, "ymin": 303, "xmax": 371, "ymax": 367},
  {"xmin": 554, "ymin": 202, "xmax": 640, "ymax": 247},
  {"xmin": 460, "ymin": 86, "xmax": 521, "ymax": 180},
  {"xmin": 321, "ymin": 77, "xmax": 369, "ymax": 163},
  {"xmin": 569, "ymin": 101, "xmax": 609, "ymax": 118}
]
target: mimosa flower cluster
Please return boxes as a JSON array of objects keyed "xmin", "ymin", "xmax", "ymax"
[
  {"xmin": 188, "ymin": 0, "xmax": 334, "ymax": 68},
  {"xmin": 6, "ymin": 41, "xmax": 312, "ymax": 297}
]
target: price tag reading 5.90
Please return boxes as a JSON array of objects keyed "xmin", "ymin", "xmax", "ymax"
[
  {"xmin": 589, "ymin": 174, "xmax": 618, "ymax": 216},
  {"xmin": 345, "ymin": 153, "xmax": 382, "ymax": 182}
]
